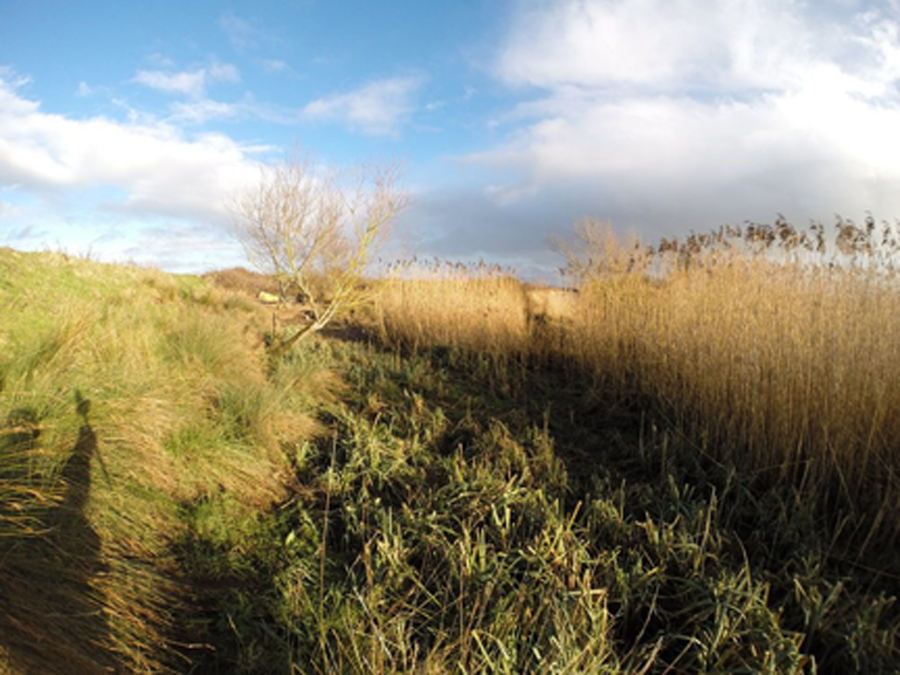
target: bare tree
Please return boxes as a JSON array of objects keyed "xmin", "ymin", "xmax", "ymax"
[
  {"xmin": 550, "ymin": 218, "xmax": 645, "ymax": 286},
  {"xmin": 231, "ymin": 155, "xmax": 408, "ymax": 356}
]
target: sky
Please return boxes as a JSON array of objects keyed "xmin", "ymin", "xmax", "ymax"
[{"xmin": 2, "ymin": 0, "xmax": 900, "ymax": 279}]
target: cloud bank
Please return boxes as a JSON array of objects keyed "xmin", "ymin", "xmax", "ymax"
[
  {"xmin": 427, "ymin": 0, "xmax": 900, "ymax": 269},
  {"xmin": 0, "ymin": 71, "xmax": 266, "ymax": 268},
  {"xmin": 133, "ymin": 62, "xmax": 241, "ymax": 98}
]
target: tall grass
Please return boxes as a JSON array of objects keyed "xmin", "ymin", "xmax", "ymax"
[
  {"xmin": 571, "ymin": 257, "xmax": 900, "ymax": 533},
  {"xmin": 375, "ymin": 218, "xmax": 900, "ymax": 548},
  {"xmin": 376, "ymin": 260, "xmax": 531, "ymax": 356},
  {"xmin": 565, "ymin": 219, "xmax": 900, "ymax": 546},
  {"xmin": 0, "ymin": 249, "xmax": 317, "ymax": 672}
]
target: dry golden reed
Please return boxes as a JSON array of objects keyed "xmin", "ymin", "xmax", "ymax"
[
  {"xmin": 376, "ymin": 260, "xmax": 531, "ymax": 355},
  {"xmin": 570, "ymin": 259, "xmax": 900, "ymax": 524},
  {"xmin": 376, "ymin": 219, "xmax": 900, "ymax": 544}
]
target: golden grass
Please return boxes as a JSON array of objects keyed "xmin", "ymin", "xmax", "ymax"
[
  {"xmin": 0, "ymin": 249, "xmax": 322, "ymax": 672},
  {"xmin": 375, "ymin": 237, "xmax": 900, "ymax": 546},
  {"xmin": 524, "ymin": 285, "xmax": 578, "ymax": 322},
  {"xmin": 376, "ymin": 261, "xmax": 531, "ymax": 355},
  {"xmin": 570, "ymin": 260, "xmax": 900, "ymax": 527}
]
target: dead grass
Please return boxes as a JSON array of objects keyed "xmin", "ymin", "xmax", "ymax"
[
  {"xmin": 558, "ymin": 219, "xmax": 900, "ymax": 547},
  {"xmin": 571, "ymin": 260, "xmax": 900, "ymax": 530},
  {"xmin": 376, "ymin": 261, "xmax": 531, "ymax": 355},
  {"xmin": 374, "ymin": 221, "xmax": 900, "ymax": 548},
  {"xmin": 524, "ymin": 285, "xmax": 578, "ymax": 322}
]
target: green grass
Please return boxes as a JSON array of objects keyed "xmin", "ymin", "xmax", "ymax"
[
  {"xmin": 0, "ymin": 249, "xmax": 315, "ymax": 672},
  {"xmin": 2, "ymin": 248, "xmax": 900, "ymax": 673},
  {"xmin": 174, "ymin": 338, "xmax": 900, "ymax": 673}
]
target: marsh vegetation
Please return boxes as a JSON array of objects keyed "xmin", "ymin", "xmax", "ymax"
[{"xmin": 3, "ymin": 215, "xmax": 900, "ymax": 673}]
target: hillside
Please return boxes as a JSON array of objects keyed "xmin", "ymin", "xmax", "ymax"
[
  {"xmin": 1, "ymin": 249, "xmax": 900, "ymax": 673},
  {"xmin": 0, "ymin": 249, "xmax": 322, "ymax": 672}
]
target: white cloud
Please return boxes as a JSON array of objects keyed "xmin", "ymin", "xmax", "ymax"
[
  {"xmin": 208, "ymin": 62, "xmax": 241, "ymax": 83},
  {"xmin": 164, "ymin": 95, "xmax": 299, "ymax": 127},
  {"xmin": 474, "ymin": 87, "xmax": 900, "ymax": 217},
  {"xmin": 301, "ymin": 76, "xmax": 424, "ymax": 136},
  {"xmin": 262, "ymin": 59, "xmax": 288, "ymax": 73},
  {"xmin": 0, "ymin": 72, "xmax": 265, "ymax": 232},
  {"xmin": 133, "ymin": 69, "xmax": 208, "ymax": 97},
  {"xmin": 133, "ymin": 61, "xmax": 240, "ymax": 98},
  {"xmin": 219, "ymin": 11, "xmax": 276, "ymax": 51},
  {"xmin": 110, "ymin": 96, "xmax": 159, "ymax": 125},
  {"xmin": 464, "ymin": 0, "xmax": 900, "ymax": 249},
  {"xmin": 167, "ymin": 98, "xmax": 239, "ymax": 125},
  {"xmin": 114, "ymin": 222, "xmax": 247, "ymax": 272},
  {"xmin": 496, "ymin": 0, "xmax": 895, "ymax": 96},
  {"xmin": 75, "ymin": 81, "xmax": 93, "ymax": 97},
  {"xmin": 0, "ymin": 67, "xmax": 32, "ymax": 104}
]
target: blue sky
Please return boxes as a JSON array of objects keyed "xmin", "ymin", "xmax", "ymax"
[{"xmin": 2, "ymin": 1, "xmax": 900, "ymax": 278}]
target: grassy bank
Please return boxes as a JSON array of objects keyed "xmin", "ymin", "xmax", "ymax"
[{"xmin": 0, "ymin": 249, "xmax": 319, "ymax": 672}]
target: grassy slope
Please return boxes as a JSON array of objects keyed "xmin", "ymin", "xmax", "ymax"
[
  {"xmin": 0, "ymin": 249, "xmax": 320, "ymax": 672},
  {"xmin": 2, "ymin": 249, "xmax": 900, "ymax": 673}
]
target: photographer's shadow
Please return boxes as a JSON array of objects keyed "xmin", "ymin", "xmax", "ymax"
[{"xmin": 0, "ymin": 390, "xmax": 114, "ymax": 673}]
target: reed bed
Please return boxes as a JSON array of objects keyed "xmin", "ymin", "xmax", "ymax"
[
  {"xmin": 563, "ymin": 218, "xmax": 900, "ymax": 543},
  {"xmin": 376, "ymin": 217, "xmax": 900, "ymax": 545},
  {"xmin": 376, "ymin": 260, "xmax": 531, "ymax": 355},
  {"xmin": 571, "ymin": 259, "xmax": 900, "ymax": 535}
]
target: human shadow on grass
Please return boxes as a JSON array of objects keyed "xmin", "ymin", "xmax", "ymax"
[{"xmin": 0, "ymin": 391, "xmax": 114, "ymax": 674}]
